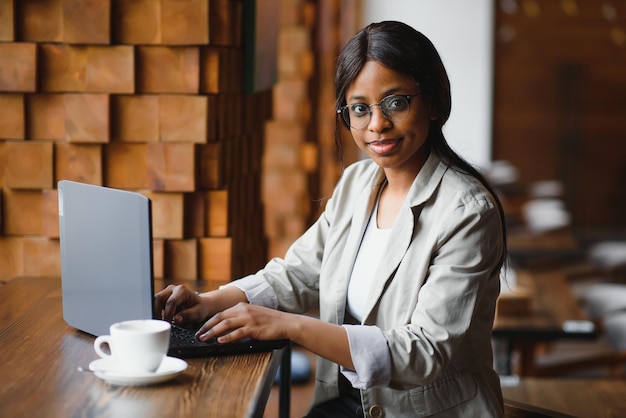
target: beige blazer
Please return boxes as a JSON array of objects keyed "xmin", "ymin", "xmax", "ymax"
[{"xmin": 252, "ymin": 152, "xmax": 504, "ymax": 417}]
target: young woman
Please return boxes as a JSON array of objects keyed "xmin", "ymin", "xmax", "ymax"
[{"xmin": 156, "ymin": 21, "xmax": 507, "ymax": 417}]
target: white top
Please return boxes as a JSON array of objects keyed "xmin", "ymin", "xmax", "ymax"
[{"xmin": 347, "ymin": 197, "xmax": 391, "ymax": 323}]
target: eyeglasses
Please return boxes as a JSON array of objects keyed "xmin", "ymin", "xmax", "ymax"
[{"xmin": 337, "ymin": 94, "xmax": 420, "ymax": 130}]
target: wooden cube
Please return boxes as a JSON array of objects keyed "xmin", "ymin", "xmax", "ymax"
[
  {"xmin": 64, "ymin": 94, "xmax": 109, "ymax": 143},
  {"xmin": 54, "ymin": 143, "xmax": 103, "ymax": 185},
  {"xmin": 85, "ymin": 46, "xmax": 134, "ymax": 93},
  {"xmin": 104, "ymin": 143, "xmax": 148, "ymax": 189},
  {"xmin": 198, "ymin": 237, "xmax": 232, "ymax": 282},
  {"xmin": 0, "ymin": 0, "xmax": 14, "ymax": 41},
  {"xmin": 42, "ymin": 189, "xmax": 59, "ymax": 238},
  {"xmin": 3, "ymin": 142, "xmax": 53, "ymax": 189},
  {"xmin": 113, "ymin": 0, "xmax": 210, "ymax": 45},
  {"xmin": 278, "ymin": 26, "xmax": 311, "ymax": 68},
  {"xmin": 111, "ymin": 95, "xmax": 159, "ymax": 142},
  {"xmin": 136, "ymin": 46, "xmax": 199, "ymax": 94},
  {"xmin": 40, "ymin": 45, "xmax": 133, "ymax": 93},
  {"xmin": 161, "ymin": 0, "xmax": 209, "ymax": 45},
  {"xmin": 16, "ymin": 0, "xmax": 63, "ymax": 42},
  {"xmin": 159, "ymin": 95, "xmax": 207, "ymax": 143},
  {"xmin": 0, "ymin": 237, "xmax": 24, "ymax": 281},
  {"xmin": 2, "ymin": 189, "xmax": 43, "ymax": 236},
  {"xmin": 273, "ymin": 79, "xmax": 309, "ymax": 121},
  {"xmin": 164, "ymin": 239, "xmax": 198, "ymax": 280},
  {"xmin": 0, "ymin": 43, "xmax": 37, "ymax": 92},
  {"xmin": 26, "ymin": 94, "xmax": 66, "ymax": 140},
  {"xmin": 62, "ymin": 0, "xmax": 110, "ymax": 44},
  {"xmin": 0, "ymin": 94, "xmax": 25, "ymax": 139},
  {"xmin": 23, "ymin": 237, "xmax": 61, "ymax": 277},
  {"xmin": 262, "ymin": 170, "xmax": 306, "ymax": 215},
  {"xmin": 206, "ymin": 190, "xmax": 228, "ymax": 237},
  {"xmin": 263, "ymin": 121, "xmax": 304, "ymax": 168},
  {"xmin": 141, "ymin": 191, "xmax": 184, "ymax": 239},
  {"xmin": 147, "ymin": 143, "xmax": 196, "ymax": 192},
  {"xmin": 39, "ymin": 44, "xmax": 86, "ymax": 92},
  {"xmin": 112, "ymin": 0, "xmax": 161, "ymax": 44}
]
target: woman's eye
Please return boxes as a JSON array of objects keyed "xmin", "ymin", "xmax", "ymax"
[
  {"xmin": 385, "ymin": 97, "xmax": 407, "ymax": 112},
  {"xmin": 350, "ymin": 104, "xmax": 369, "ymax": 117}
]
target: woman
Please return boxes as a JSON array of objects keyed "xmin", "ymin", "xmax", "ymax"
[{"xmin": 156, "ymin": 21, "xmax": 507, "ymax": 417}]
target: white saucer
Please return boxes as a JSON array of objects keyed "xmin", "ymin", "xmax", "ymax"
[{"xmin": 88, "ymin": 356, "xmax": 188, "ymax": 386}]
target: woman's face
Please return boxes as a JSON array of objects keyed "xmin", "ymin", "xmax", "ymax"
[{"xmin": 344, "ymin": 60, "xmax": 433, "ymax": 178}]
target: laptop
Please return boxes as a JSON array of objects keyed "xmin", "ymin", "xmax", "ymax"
[{"xmin": 58, "ymin": 180, "xmax": 288, "ymax": 358}]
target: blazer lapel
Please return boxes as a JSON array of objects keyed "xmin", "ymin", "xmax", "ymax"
[
  {"xmin": 361, "ymin": 204, "xmax": 416, "ymax": 322},
  {"xmin": 333, "ymin": 174, "xmax": 384, "ymax": 324},
  {"xmin": 361, "ymin": 152, "xmax": 448, "ymax": 322}
]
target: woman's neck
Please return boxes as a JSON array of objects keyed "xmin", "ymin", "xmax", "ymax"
[
  {"xmin": 376, "ymin": 179, "xmax": 407, "ymax": 229},
  {"xmin": 376, "ymin": 148, "xmax": 428, "ymax": 228}
]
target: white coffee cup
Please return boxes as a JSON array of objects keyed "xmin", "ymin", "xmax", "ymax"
[{"xmin": 94, "ymin": 319, "xmax": 171, "ymax": 373}]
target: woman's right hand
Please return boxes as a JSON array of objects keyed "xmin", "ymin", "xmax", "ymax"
[{"xmin": 154, "ymin": 284, "xmax": 211, "ymax": 325}]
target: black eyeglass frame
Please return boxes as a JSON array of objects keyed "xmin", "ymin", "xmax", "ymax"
[{"xmin": 336, "ymin": 93, "xmax": 421, "ymax": 130}]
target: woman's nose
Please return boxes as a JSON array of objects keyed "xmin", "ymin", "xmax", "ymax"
[{"xmin": 367, "ymin": 106, "xmax": 391, "ymax": 131}]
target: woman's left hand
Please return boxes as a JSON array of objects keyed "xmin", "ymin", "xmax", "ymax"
[
  {"xmin": 195, "ymin": 302, "xmax": 293, "ymax": 343},
  {"xmin": 199, "ymin": 302, "xmax": 355, "ymax": 371}
]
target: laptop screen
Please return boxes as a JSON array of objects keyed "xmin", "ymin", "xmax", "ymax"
[{"xmin": 58, "ymin": 180, "xmax": 154, "ymax": 336}]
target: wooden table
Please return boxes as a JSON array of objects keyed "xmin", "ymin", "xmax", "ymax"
[
  {"xmin": 0, "ymin": 276, "xmax": 289, "ymax": 418},
  {"xmin": 493, "ymin": 269, "xmax": 596, "ymax": 376},
  {"xmin": 502, "ymin": 377, "xmax": 626, "ymax": 418}
]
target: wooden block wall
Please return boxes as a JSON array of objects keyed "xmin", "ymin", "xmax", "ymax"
[
  {"xmin": 0, "ymin": 0, "xmax": 271, "ymax": 283},
  {"xmin": 261, "ymin": 0, "xmax": 318, "ymax": 259},
  {"xmin": 260, "ymin": 0, "xmax": 360, "ymax": 261}
]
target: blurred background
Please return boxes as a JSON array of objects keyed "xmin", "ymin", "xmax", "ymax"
[{"xmin": 0, "ymin": 0, "xmax": 624, "ymax": 292}]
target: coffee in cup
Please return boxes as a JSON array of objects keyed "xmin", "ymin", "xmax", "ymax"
[{"xmin": 94, "ymin": 319, "xmax": 171, "ymax": 373}]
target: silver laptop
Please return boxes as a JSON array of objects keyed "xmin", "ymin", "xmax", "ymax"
[{"xmin": 58, "ymin": 180, "xmax": 288, "ymax": 357}]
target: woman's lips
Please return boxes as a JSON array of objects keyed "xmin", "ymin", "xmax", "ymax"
[{"xmin": 366, "ymin": 138, "xmax": 401, "ymax": 155}]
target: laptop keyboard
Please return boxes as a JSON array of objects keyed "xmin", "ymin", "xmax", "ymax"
[
  {"xmin": 170, "ymin": 324, "xmax": 219, "ymax": 347},
  {"xmin": 168, "ymin": 322, "xmax": 289, "ymax": 357}
]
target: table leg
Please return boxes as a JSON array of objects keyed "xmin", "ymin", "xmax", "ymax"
[{"xmin": 279, "ymin": 343, "xmax": 292, "ymax": 418}]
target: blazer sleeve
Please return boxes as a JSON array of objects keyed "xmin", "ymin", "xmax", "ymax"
[{"xmin": 238, "ymin": 181, "xmax": 346, "ymax": 314}]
